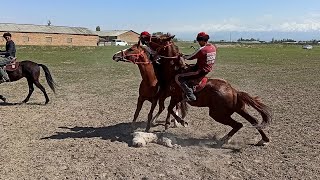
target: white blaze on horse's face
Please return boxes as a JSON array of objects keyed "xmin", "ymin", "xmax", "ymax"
[{"xmin": 112, "ymin": 48, "xmax": 129, "ymax": 62}]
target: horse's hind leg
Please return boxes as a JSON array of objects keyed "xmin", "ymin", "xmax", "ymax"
[
  {"xmin": 23, "ymin": 79, "xmax": 35, "ymax": 103},
  {"xmin": 0, "ymin": 95, "xmax": 6, "ymax": 102},
  {"xmin": 209, "ymin": 110, "xmax": 243, "ymax": 147},
  {"xmin": 165, "ymin": 99, "xmax": 187, "ymax": 130},
  {"xmin": 34, "ymin": 80, "xmax": 49, "ymax": 104},
  {"xmin": 237, "ymin": 109, "xmax": 270, "ymax": 146}
]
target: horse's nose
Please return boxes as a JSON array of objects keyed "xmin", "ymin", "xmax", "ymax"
[{"xmin": 112, "ymin": 54, "xmax": 118, "ymax": 61}]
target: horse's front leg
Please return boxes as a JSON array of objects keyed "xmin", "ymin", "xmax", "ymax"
[
  {"xmin": 145, "ymin": 98, "xmax": 158, "ymax": 132},
  {"xmin": 150, "ymin": 96, "xmax": 165, "ymax": 124},
  {"xmin": 131, "ymin": 96, "xmax": 145, "ymax": 131}
]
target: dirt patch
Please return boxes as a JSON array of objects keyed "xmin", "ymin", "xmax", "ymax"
[{"xmin": 0, "ymin": 46, "xmax": 319, "ymax": 179}]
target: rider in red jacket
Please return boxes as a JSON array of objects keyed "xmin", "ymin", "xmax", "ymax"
[{"xmin": 175, "ymin": 32, "xmax": 217, "ymax": 101}]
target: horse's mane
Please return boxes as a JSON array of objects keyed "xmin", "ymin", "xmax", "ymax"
[{"xmin": 159, "ymin": 33, "xmax": 173, "ymax": 39}]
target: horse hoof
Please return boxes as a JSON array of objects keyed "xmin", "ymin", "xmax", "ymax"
[
  {"xmin": 214, "ymin": 135, "xmax": 230, "ymax": 147},
  {"xmin": 255, "ymin": 139, "xmax": 269, "ymax": 146},
  {"xmin": 172, "ymin": 119, "xmax": 181, "ymax": 128},
  {"xmin": 182, "ymin": 121, "xmax": 189, "ymax": 127},
  {"xmin": 145, "ymin": 127, "xmax": 151, "ymax": 133},
  {"xmin": 212, "ymin": 140, "xmax": 225, "ymax": 148},
  {"xmin": 165, "ymin": 124, "xmax": 170, "ymax": 130}
]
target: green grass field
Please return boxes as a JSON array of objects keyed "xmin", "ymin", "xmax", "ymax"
[{"xmin": 11, "ymin": 43, "xmax": 320, "ymax": 90}]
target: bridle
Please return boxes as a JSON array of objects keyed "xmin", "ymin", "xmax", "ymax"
[
  {"xmin": 147, "ymin": 38, "xmax": 186, "ymax": 70},
  {"xmin": 118, "ymin": 48, "xmax": 152, "ymax": 64},
  {"xmin": 148, "ymin": 38, "xmax": 180, "ymax": 59}
]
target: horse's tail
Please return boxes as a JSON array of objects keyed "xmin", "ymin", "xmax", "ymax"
[
  {"xmin": 237, "ymin": 91, "xmax": 272, "ymax": 128},
  {"xmin": 38, "ymin": 64, "xmax": 56, "ymax": 93}
]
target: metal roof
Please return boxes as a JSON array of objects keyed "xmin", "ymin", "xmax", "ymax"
[
  {"xmin": 95, "ymin": 30, "xmax": 138, "ymax": 37},
  {"xmin": 0, "ymin": 23, "xmax": 97, "ymax": 35}
]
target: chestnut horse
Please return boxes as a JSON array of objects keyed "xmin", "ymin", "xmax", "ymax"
[
  {"xmin": 0, "ymin": 60, "xmax": 56, "ymax": 104},
  {"xmin": 143, "ymin": 34, "xmax": 272, "ymax": 146},
  {"xmin": 112, "ymin": 45, "xmax": 187, "ymax": 131}
]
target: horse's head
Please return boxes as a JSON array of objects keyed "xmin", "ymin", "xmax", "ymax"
[
  {"xmin": 112, "ymin": 44, "xmax": 150, "ymax": 64},
  {"xmin": 148, "ymin": 34, "xmax": 177, "ymax": 55},
  {"xmin": 148, "ymin": 34, "xmax": 186, "ymax": 69}
]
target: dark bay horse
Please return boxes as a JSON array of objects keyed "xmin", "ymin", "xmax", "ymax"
[
  {"xmin": 143, "ymin": 34, "xmax": 272, "ymax": 146},
  {"xmin": 0, "ymin": 60, "xmax": 56, "ymax": 104},
  {"xmin": 112, "ymin": 45, "xmax": 187, "ymax": 131}
]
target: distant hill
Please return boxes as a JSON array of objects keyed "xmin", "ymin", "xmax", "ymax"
[{"xmin": 173, "ymin": 31, "xmax": 320, "ymax": 42}]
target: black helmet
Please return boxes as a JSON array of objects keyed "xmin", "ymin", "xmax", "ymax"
[{"xmin": 3, "ymin": 32, "xmax": 11, "ymax": 37}]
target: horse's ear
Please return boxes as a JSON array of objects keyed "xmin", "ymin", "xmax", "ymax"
[
  {"xmin": 138, "ymin": 40, "xmax": 141, "ymax": 47},
  {"xmin": 165, "ymin": 35, "xmax": 175, "ymax": 41}
]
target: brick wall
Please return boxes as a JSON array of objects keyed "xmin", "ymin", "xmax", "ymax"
[
  {"xmin": 0, "ymin": 32, "xmax": 98, "ymax": 46},
  {"xmin": 118, "ymin": 31, "xmax": 139, "ymax": 44}
]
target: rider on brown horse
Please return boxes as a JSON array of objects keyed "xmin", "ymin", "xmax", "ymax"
[
  {"xmin": 139, "ymin": 31, "xmax": 162, "ymax": 62},
  {"xmin": 176, "ymin": 32, "xmax": 217, "ymax": 101},
  {"xmin": 139, "ymin": 31, "xmax": 165, "ymax": 87},
  {"xmin": 0, "ymin": 32, "xmax": 16, "ymax": 83}
]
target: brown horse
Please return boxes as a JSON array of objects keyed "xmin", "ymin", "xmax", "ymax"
[
  {"xmin": 0, "ymin": 60, "xmax": 56, "ymax": 104},
  {"xmin": 143, "ymin": 34, "xmax": 272, "ymax": 146},
  {"xmin": 112, "ymin": 45, "xmax": 187, "ymax": 131}
]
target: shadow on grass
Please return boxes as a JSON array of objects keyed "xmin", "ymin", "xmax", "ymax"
[
  {"xmin": 42, "ymin": 122, "xmax": 146, "ymax": 146},
  {"xmin": 42, "ymin": 121, "xmax": 243, "ymax": 152},
  {"xmin": 158, "ymin": 132, "xmax": 242, "ymax": 152},
  {"xmin": 0, "ymin": 101, "xmax": 45, "ymax": 106},
  {"xmin": 0, "ymin": 102, "xmax": 21, "ymax": 106}
]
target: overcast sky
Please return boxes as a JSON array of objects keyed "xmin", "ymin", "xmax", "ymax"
[{"xmin": 2, "ymin": 0, "xmax": 320, "ymax": 40}]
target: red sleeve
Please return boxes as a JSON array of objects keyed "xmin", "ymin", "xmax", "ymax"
[{"xmin": 184, "ymin": 46, "xmax": 204, "ymax": 60}]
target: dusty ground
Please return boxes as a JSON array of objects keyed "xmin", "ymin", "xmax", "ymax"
[{"xmin": 0, "ymin": 46, "xmax": 319, "ymax": 179}]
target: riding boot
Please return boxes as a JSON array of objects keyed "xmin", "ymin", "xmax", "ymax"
[{"xmin": 180, "ymin": 81, "xmax": 196, "ymax": 101}]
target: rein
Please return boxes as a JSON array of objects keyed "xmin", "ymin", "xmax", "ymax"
[
  {"xmin": 148, "ymin": 39, "xmax": 187, "ymax": 70},
  {"xmin": 149, "ymin": 40, "xmax": 180, "ymax": 59}
]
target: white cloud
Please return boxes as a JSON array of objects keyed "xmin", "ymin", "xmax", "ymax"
[
  {"xmin": 277, "ymin": 20, "xmax": 320, "ymax": 32},
  {"xmin": 168, "ymin": 14, "xmax": 320, "ymax": 33}
]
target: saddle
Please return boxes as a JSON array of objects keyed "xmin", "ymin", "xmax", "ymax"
[
  {"xmin": 181, "ymin": 64, "xmax": 208, "ymax": 93},
  {"xmin": 4, "ymin": 58, "xmax": 19, "ymax": 71},
  {"xmin": 188, "ymin": 76, "xmax": 208, "ymax": 93}
]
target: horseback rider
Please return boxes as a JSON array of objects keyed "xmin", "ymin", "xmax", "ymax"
[
  {"xmin": 175, "ymin": 32, "xmax": 217, "ymax": 101},
  {"xmin": 139, "ymin": 31, "xmax": 156, "ymax": 57},
  {"xmin": 0, "ymin": 32, "xmax": 16, "ymax": 83},
  {"xmin": 139, "ymin": 31, "xmax": 165, "ymax": 88}
]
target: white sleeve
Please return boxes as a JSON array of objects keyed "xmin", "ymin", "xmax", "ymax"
[{"xmin": 144, "ymin": 46, "xmax": 156, "ymax": 55}]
